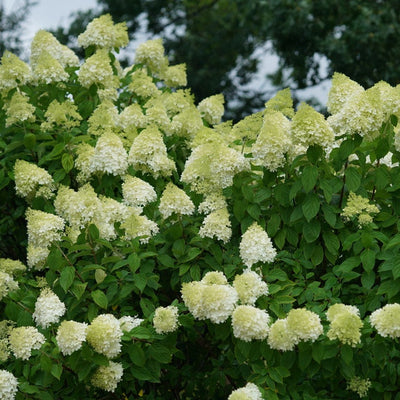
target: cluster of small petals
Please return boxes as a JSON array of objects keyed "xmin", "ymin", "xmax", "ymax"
[
  {"xmin": 41, "ymin": 100, "xmax": 82, "ymax": 130},
  {"xmin": 118, "ymin": 103, "xmax": 147, "ymax": 130},
  {"xmin": 75, "ymin": 143, "xmax": 95, "ymax": 184},
  {"xmin": 27, "ymin": 244, "xmax": 49, "ymax": 270},
  {"xmin": 78, "ymin": 14, "xmax": 128, "ymax": 49},
  {"xmin": 128, "ymin": 69, "xmax": 160, "ymax": 98},
  {"xmin": 267, "ymin": 319, "xmax": 297, "ymax": 351},
  {"xmin": 162, "ymin": 63, "xmax": 187, "ymax": 87},
  {"xmin": 121, "ymin": 208, "xmax": 159, "ymax": 243},
  {"xmin": 14, "ymin": 160, "xmax": 54, "ymax": 200},
  {"xmin": 291, "ymin": 102, "xmax": 334, "ymax": 150},
  {"xmin": 232, "ymin": 305, "xmax": 270, "ymax": 341},
  {"xmin": 230, "ymin": 112, "xmax": 263, "ymax": 144},
  {"xmin": 153, "ymin": 306, "xmax": 179, "ymax": 334},
  {"xmin": 122, "ymin": 176, "xmax": 157, "ymax": 208},
  {"xmin": 4, "ymin": 92, "xmax": 35, "ymax": 127},
  {"xmin": 239, "ymin": 222, "xmax": 276, "ymax": 267},
  {"xmin": 0, "ymin": 259, "xmax": 26, "ymax": 275},
  {"xmin": 286, "ymin": 308, "xmax": 323, "ymax": 343},
  {"xmin": 171, "ymin": 106, "xmax": 204, "ymax": 138},
  {"xmin": 372, "ymin": 80, "xmax": 400, "ymax": 118},
  {"xmin": 181, "ymin": 282, "xmax": 206, "ymax": 320},
  {"xmin": 327, "ymin": 73, "xmax": 364, "ymax": 115},
  {"xmin": 0, "ymin": 338, "xmax": 9, "ymax": 363},
  {"xmin": 88, "ymin": 101, "xmax": 119, "ymax": 136},
  {"xmin": 119, "ymin": 316, "xmax": 143, "ymax": 332},
  {"xmin": 90, "ymin": 131, "xmax": 128, "ymax": 176},
  {"xmin": 26, "ymin": 208, "xmax": 65, "ymax": 249},
  {"xmin": 181, "ymin": 142, "xmax": 249, "ymax": 194},
  {"xmin": 86, "ymin": 314, "xmax": 123, "ymax": 359},
  {"xmin": 326, "ymin": 304, "xmax": 363, "ymax": 346},
  {"xmin": 135, "ymin": 38, "xmax": 168, "ymax": 73},
  {"xmin": 32, "ymin": 288, "xmax": 66, "ymax": 329},
  {"xmin": 228, "ymin": 383, "xmax": 263, "ymax": 400},
  {"xmin": 128, "ymin": 125, "xmax": 176, "ymax": 177},
  {"xmin": 8, "ymin": 326, "xmax": 45, "ymax": 360},
  {"xmin": 370, "ymin": 303, "xmax": 400, "ymax": 338},
  {"xmin": 265, "ymin": 88, "xmax": 294, "ymax": 118},
  {"xmin": 0, "ymin": 369, "xmax": 18, "ymax": 400},
  {"xmin": 342, "ymin": 192, "xmax": 379, "ymax": 227},
  {"xmin": 201, "ymin": 271, "xmax": 228, "ymax": 285},
  {"xmin": 198, "ymin": 192, "xmax": 227, "ymax": 214},
  {"xmin": 56, "ymin": 320, "xmax": 88, "ymax": 355},
  {"xmin": 91, "ymin": 361, "xmax": 123, "ymax": 392},
  {"xmin": 0, "ymin": 51, "xmax": 31, "ymax": 91},
  {"xmin": 78, "ymin": 49, "xmax": 114, "ymax": 88},
  {"xmin": 233, "ymin": 270, "xmax": 268, "ymax": 305},
  {"xmin": 199, "ymin": 207, "xmax": 232, "ymax": 243},
  {"xmin": 198, "ymin": 94, "xmax": 225, "ymax": 125},
  {"xmin": 0, "ymin": 271, "xmax": 18, "ymax": 301},
  {"xmin": 145, "ymin": 102, "xmax": 171, "ymax": 132},
  {"xmin": 32, "ymin": 51, "xmax": 69, "ymax": 84},
  {"xmin": 161, "ymin": 90, "xmax": 194, "ymax": 115},
  {"xmin": 347, "ymin": 376, "xmax": 372, "ymax": 398},
  {"xmin": 159, "ymin": 182, "xmax": 195, "ymax": 219},
  {"xmin": 252, "ymin": 110, "xmax": 292, "ymax": 171},
  {"xmin": 189, "ymin": 127, "xmax": 226, "ymax": 149}
]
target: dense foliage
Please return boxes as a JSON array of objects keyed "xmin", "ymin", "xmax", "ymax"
[{"xmin": 2, "ymin": 14, "xmax": 400, "ymax": 400}]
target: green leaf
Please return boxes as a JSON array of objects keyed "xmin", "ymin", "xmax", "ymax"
[
  {"xmin": 345, "ymin": 167, "xmax": 361, "ymax": 191},
  {"xmin": 321, "ymin": 204, "xmax": 337, "ymax": 227},
  {"xmin": 149, "ymin": 343, "xmax": 172, "ymax": 364},
  {"xmin": 302, "ymin": 193, "xmax": 320, "ymax": 222},
  {"xmin": 303, "ymin": 220, "xmax": 321, "ymax": 243},
  {"xmin": 128, "ymin": 343, "xmax": 146, "ymax": 366},
  {"xmin": 341, "ymin": 345, "xmax": 353, "ymax": 365},
  {"xmin": 140, "ymin": 297, "xmax": 155, "ymax": 317},
  {"xmin": 361, "ymin": 271, "xmax": 375, "ymax": 289},
  {"xmin": 301, "ymin": 165, "xmax": 318, "ymax": 192},
  {"xmin": 60, "ymin": 266, "xmax": 75, "ymax": 292},
  {"xmin": 61, "ymin": 153, "xmax": 74, "ymax": 173},
  {"xmin": 51, "ymin": 363, "xmax": 63, "ymax": 380},
  {"xmin": 323, "ymin": 231, "xmax": 340, "ymax": 255},
  {"xmin": 91, "ymin": 290, "xmax": 108, "ymax": 309},
  {"xmin": 71, "ymin": 281, "xmax": 87, "ymax": 299},
  {"xmin": 360, "ymin": 248, "xmax": 375, "ymax": 272},
  {"xmin": 128, "ymin": 253, "xmax": 141, "ymax": 273},
  {"xmin": 377, "ymin": 279, "xmax": 400, "ymax": 299},
  {"xmin": 135, "ymin": 274, "xmax": 147, "ymax": 292},
  {"xmin": 130, "ymin": 326, "xmax": 153, "ymax": 339},
  {"xmin": 267, "ymin": 214, "xmax": 281, "ymax": 237}
]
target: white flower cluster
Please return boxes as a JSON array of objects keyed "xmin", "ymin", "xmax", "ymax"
[
  {"xmin": 153, "ymin": 306, "xmax": 179, "ymax": 334},
  {"xmin": 158, "ymin": 182, "xmax": 195, "ymax": 219},
  {"xmin": 56, "ymin": 321, "xmax": 88, "ymax": 355},
  {"xmin": 231, "ymin": 305, "xmax": 270, "ymax": 342},
  {"xmin": 228, "ymin": 382, "xmax": 263, "ymax": 400},
  {"xmin": 119, "ymin": 316, "xmax": 143, "ymax": 332},
  {"xmin": 199, "ymin": 208, "xmax": 232, "ymax": 243},
  {"xmin": 370, "ymin": 303, "xmax": 400, "ymax": 338},
  {"xmin": 8, "ymin": 326, "xmax": 45, "ymax": 360},
  {"xmin": 0, "ymin": 369, "xmax": 18, "ymax": 400},
  {"xmin": 91, "ymin": 361, "xmax": 123, "ymax": 392},
  {"xmin": 233, "ymin": 270, "xmax": 269, "ymax": 305},
  {"xmin": 33, "ymin": 288, "xmax": 66, "ymax": 329},
  {"xmin": 122, "ymin": 176, "xmax": 157, "ymax": 208}
]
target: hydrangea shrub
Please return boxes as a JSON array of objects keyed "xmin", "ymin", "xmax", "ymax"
[{"xmin": 1, "ymin": 14, "xmax": 400, "ymax": 400}]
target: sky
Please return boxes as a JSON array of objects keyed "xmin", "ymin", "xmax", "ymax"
[{"xmin": 3, "ymin": 0, "xmax": 330, "ymax": 104}]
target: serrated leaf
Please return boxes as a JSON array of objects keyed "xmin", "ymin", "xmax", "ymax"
[
  {"xmin": 303, "ymin": 220, "xmax": 321, "ymax": 243},
  {"xmin": 360, "ymin": 248, "xmax": 376, "ymax": 272},
  {"xmin": 301, "ymin": 165, "xmax": 318, "ymax": 192},
  {"xmin": 302, "ymin": 193, "xmax": 320, "ymax": 222}
]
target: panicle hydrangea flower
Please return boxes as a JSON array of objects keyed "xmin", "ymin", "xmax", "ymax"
[
  {"xmin": 342, "ymin": 192, "xmax": 379, "ymax": 227},
  {"xmin": 144, "ymin": 101, "xmax": 171, "ymax": 132},
  {"xmin": 32, "ymin": 51, "xmax": 69, "ymax": 84},
  {"xmin": 160, "ymin": 90, "xmax": 194, "ymax": 115},
  {"xmin": 0, "ymin": 272, "xmax": 18, "ymax": 301},
  {"xmin": 8, "ymin": 326, "xmax": 45, "ymax": 360},
  {"xmin": 286, "ymin": 308, "xmax": 323, "ymax": 343},
  {"xmin": 181, "ymin": 281, "xmax": 207, "ymax": 320},
  {"xmin": 88, "ymin": 101, "xmax": 119, "ymax": 136},
  {"xmin": 291, "ymin": 102, "xmax": 334, "ymax": 150},
  {"xmin": 56, "ymin": 320, "xmax": 88, "ymax": 355},
  {"xmin": 239, "ymin": 222, "xmax": 276, "ymax": 267},
  {"xmin": 0, "ymin": 338, "xmax": 10, "ymax": 363},
  {"xmin": 198, "ymin": 192, "xmax": 227, "ymax": 214},
  {"xmin": 326, "ymin": 304, "xmax": 363, "ymax": 346},
  {"xmin": 121, "ymin": 208, "xmax": 159, "ymax": 243},
  {"xmin": 26, "ymin": 208, "xmax": 65, "ymax": 249},
  {"xmin": 230, "ymin": 112, "xmax": 263, "ymax": 145},
  {"xmin": 267, "ymin": 318, "xmax": 297, "ymax": 351},
  {"xmin": 128, "ymin": 125, "xmax": 176, "ymax": 177},
  {"xmin": 90, "ymin": 131, "xmax": 128, "ymax": 176},
  {"xmin": 170, "ymin": 106, "xmax": 204, "ymax": 138},
  {"xmin": 252, "ymin": 110, "xmax": 292, "ymax": 171},
  {"xmin": 14, "ymin": 160, "xmax": 54, "ymax": 200},
  {"xmin": 372, "ymin": 80, "xmax": 400, "ymax": 118},
  {"xmin": 347, "ymin": 376, "xmax": 372, "ymax": 398},
  {"xmin": 27, "ymin": 244, "xmax": 50, "ymax": 270},
  {"xmin": 327, "ymin": 86, "xmax": 385, "ymax": 141},
  {"xmin": 122, "ymin": 176, "xmax": 157, "ymax": 208},
  {"xmin": 370, "ymin": 303, "xmax": 400, "ymax": 338},
  {"xmin": 3, "ymin": 92, "xmax": 35, "ymax": 127},
  {"xmin": 0, "ymin": 51, "xmax": 31, "ymax": 91},
  {"xmin": 128, "ymin": 68, "xmax": 160, "ymax": 98},
  {"xmin": 118, "ymin": 103, "xmax": 147, "ymax": 131},
  {"xmin": 153, "ymin": 306, "xmax": 179, "ymax": 334},
  {"xmin": 233, "ymin": 270, "xmax": 269, "ymax": 305},
  {"xmin": 0, "ymin": 259, "xmax": 26, "ymax": 275},
  {"xmin": 228, "ymin": 383, "xmax": 263, "ymax": 400},
  {"xmin": 135, "ymin": 38, "xmax": 168, "ymax": 74},
  {"xmin": 91, "ymin": 361, "xmax": 123, "ymax": 392},
  {"xmin": 0, "ymin": 370, "xmax": 18, "ymax": 400},
  {"xmin": 189, "ymin": 127, "xmax": 226, "ymax": 149},
  {"xmin": 78, "ymin": 14, "xmax": 128, "ymax": 49},
  {"xmin": 231, "ymin": 305, "xmax": 270, "ymax": 342},
  {"xmin": 199, "ymin": 207, "xmax": 232, "ymax": 243},
  {"xmin": 78, "ymin": 49, "xmax": 116, "ymax": 89},
  {"xmin": 181, "ymin": 142, "xmax": 249, "ymax": 194},
  {"xmin": 30, "ymin": 30, "xmax": 79, "ymax": 69},
  {"xmin": 32, "ymin": 288, "xmax": 66, "ymax": 329},
  {"xmin": 86, "ymin": 314, "xmax": 123, "ymax": 359},
  {"xmin": 74, "ymin": 143, "xmax": 95, "ymax": 184},
  {"xmin": 41, "ymin": 100, "xmax": 82, "ymax": 131},
  {"xmin": 198, "ymin": 94, "xmax": 225, "ymax": 125},
  {"xmin": 54, "ymin": 184, "xmax": 101, "ymax": 229},
  {"xmin": 119, "ymin": 316, "xmax": 143, "ymax": 332},
  {"xmin": 201, "ymin": 271, "xmax": 228, "ymax": 286},
  {"xmin": 159, "ymin": 182, "xmax": 195, "ymax": 219},
  {"xmin": 162, "ymin": 63, "xmax": 187, "ymax": 87},
  {"xmin": 327, "ymin": 72, "xmax": 364, "ymax": 115},
  {"xmin": 265, "ymin": 88, "xmax": 295, "ymax": 118}
]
